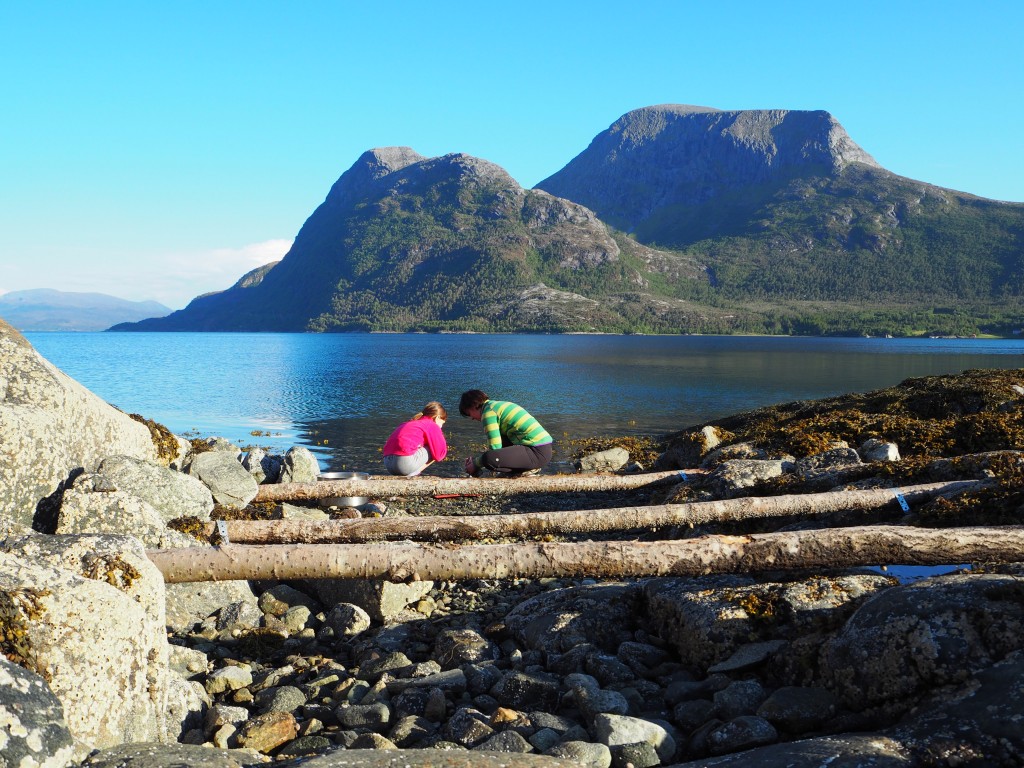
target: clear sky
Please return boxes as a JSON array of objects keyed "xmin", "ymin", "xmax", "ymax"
[{"xmin": 2, "ymin": 1, "xmax": 1022, "ymax": 310}]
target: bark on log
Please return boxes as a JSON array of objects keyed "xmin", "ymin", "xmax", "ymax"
[
  {"xmin": 216, "ymin": 481, "xmax": 981, "ymax": 544},
  {"xmin": 253, "ymin": 470, "xmax": 689, "ymax": 503},
  {"xmin": 147, "ymin": 524, "xmax": 1024, "ymax": 583}
]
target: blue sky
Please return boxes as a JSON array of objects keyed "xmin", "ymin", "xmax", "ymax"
[{"xmin": 2, "ymin": 1, "xmax": 1022, "ymax": 309}]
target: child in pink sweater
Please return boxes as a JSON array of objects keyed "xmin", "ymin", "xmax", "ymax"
[{"xmin": 382, "ymin": 401, "xmax": 449, "ymax": 476}]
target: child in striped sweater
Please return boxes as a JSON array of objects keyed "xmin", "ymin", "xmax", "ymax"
[{"xmin": 458, "ymin": 389, "xmax": 552, "ymax": 477}]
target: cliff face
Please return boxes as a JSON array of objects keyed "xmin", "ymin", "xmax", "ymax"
[{"xmin": 536, "ymin": 105, "xmax": 881, "ymax": 233}]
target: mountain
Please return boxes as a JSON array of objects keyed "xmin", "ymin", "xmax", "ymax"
[
  {"xmin": 536, "ymin": 105, "xmax": 1024, "ymax": 331},
  {"xmin": 112, "ymin": 148, "xmax": 726, "ymax": 333},
  {"xmin": 0, "ymin": 289, "xmax": 171, "ymax": 332},
  {"xmin": 112, "ymin": 106, "xmax": 1024, "ymax": 336}
]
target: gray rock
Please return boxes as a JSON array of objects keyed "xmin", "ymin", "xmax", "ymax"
[
  {"xmin": 673, "ymin": 698, "xmax": 717, "ymax": 731},
  {"xmin": 97, "ymin": 454, "xmax": 214, "ymax": 521},
  {"xmin": 793, "ymin": 447, "xmax": 863, "ymax": 483},
  {"xmin": 575, "ymin": 447, "xmax": 629, "ymax": 473},
  {"xmin": 205, "ymin": 666, "xmax": 253, "ymax": 695},
  {"xmin": 707, "ymin": 640, "xmax": 786, "ymax": 674},
  {"xmin": 434, "ymin": 627, "xmax": 499, "ymax": 668},
  {"xmin": 0, "ymin": 533, "xmax": 171, "ymax": 748},
  {"xmin": 546, "ymin": 740, "xmax": 612, "ymax": 768},
  {"xmin": 573, "ymin": 684, "xmax": 630, "ymax": 722},
  {"xmin": 388, "ymin": 714, "xmax": 437, "ymax": 747},
  {"xmin": 705, "ymin": 459, "xmax": 787, "ymax": 498},
  {"xmin": 822, "ymin": 573, "xmax": 1024, "ymax": 712},
  {"xmin": 616, "ymin": 640, "xmax": 671, "ymax": 675},
  {"xmin": 645, "ymin": 573, "xmax": 892, "ymax": 671},
  {"xmin": 257, "ymin": 685, "xmax": 307, "ymax": 715},
  {"xmin": 280, "ymin": 445, "xmax": 321, "ymax": 484},
  {"xmin": 609, "ymin": 740, "xmax": 659, "ymax": 768},
  {"xmin": 81, "ymin": 742, "xmax": 249, "ymax": 768},
  {"xmin": 55, "ymin": 473, "xmax": 182, "ymax": 547},
  {"xmin": 305, "ymin": 578, "xmax": 433, "ymax": 622},
  {"xmin": 491, "ymin": 670, "xmax": 560, "ymax": 711},
  {"xmin": 323, "ymin": 602, "xmax": 371, "ymax": 637},
  {"xmin": 242, "ymin": 447, "xmax": 282, "ymax": 484},
  {"xmin": 165, "ymin": 580, "xmax": 259, "ymax": 634},
  {"xmin": 859, "ymin": 438, "xmax": 901, "ymax": 463},
  {"xmin": 504, "ymin": 583, "xmax": 643, "ymax": 653},
  {"xmin": 713, "ymin": 680, "xmax": 767, "ymax": 720},
  {"xmin": 336, "ymin": 701, "xmax": 391, "ymax": 730},
  {"xmin": 257, "ymin": 583, "xmax": 320, "ymax": 615},
  {"xmin": 0, "ymin": 655, "xmax": 81, "ymax": 768},
  {"xmin": 0, "ymin": 319, "xmax": 160, "ymax": 528},
  {"xmin": 277, "ymin": 749, "xmax": 572, "ymax": 767},
  {"xmin": 204, "ymin": 703, "xmax": 249, "ymax": 732},
  {"xmin": 477, "ymin": 729, "xmax": 535, "ymax": 753},
  {"xmin": 216, "ymin": 599, "xmax": 263, "ymax": 631},
  {"xmin": 442, "ymin": 707, "xmax": 494, "ymax": 748},
  {"xmin": 592, "ymin": 713, "xmax": 676, "ymax": 762},
  {"xmin": 707, "ymin": 715, "xmax": 779, "ymax": 755},
  {"xmin": 187, "ymin": 451, "xmax": 258, "ymax": 508},
  {"xmin": 584, "ymin": 653, "xmax": 635, "ymax": 686},
  {"xmin": 756, "ymin": 686, "xmax": 839, "ymax": 733}
]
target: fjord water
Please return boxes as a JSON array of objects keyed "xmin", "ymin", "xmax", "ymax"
[{"xmin": 25, "ymin": 332, "xmax": 1023, "ymax": 477}]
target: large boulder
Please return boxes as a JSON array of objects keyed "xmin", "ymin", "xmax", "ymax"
[
  {"xmin": 97, "ymin": 455, "xmax": 214, "ymax": 521},
  {"xmin": 187, "ymin": 451, "xmax": 258, "ymax": 509},
  {"xmin": 0, "ymin": 533, "xmax": 173, "ymax": 749},
  {"xmin": 0, "ymin": 655, "xmax": 84, "ymax": 768},
  {"xmin": 55, "ymin": 472, "xmax": 200, "ymax": 548},
  {"xmin": 821, "ymin": 574, "xmax": 1024, "ymax": 714},
  {"xmin": 0, "ymin": 319, "xmax": 161, "ymax": 529}
]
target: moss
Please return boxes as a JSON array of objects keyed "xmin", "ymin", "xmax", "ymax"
[{"xmin": 129, "ymin": 413, "xmax": 179, "ymax": 464}]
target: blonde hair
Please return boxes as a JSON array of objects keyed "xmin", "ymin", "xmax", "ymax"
[{"xmin": 413, "ymin": 401, "xmax": 448, "ymax": 421}]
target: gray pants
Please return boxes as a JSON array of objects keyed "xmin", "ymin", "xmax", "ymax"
[{"xmin": 383, "ymin": 446, "xmax": 429, "ymax": 476}]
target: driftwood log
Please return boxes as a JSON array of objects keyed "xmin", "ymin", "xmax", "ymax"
[
  {"xmin": 147, "ymin": 524, "xmax": 1024, "ymax": 583},
  {"xmin": 253, "ymin": 470, "xmax": 690, "ymax": 503},
  {"xmin": 213, "ymin": 481, "xmax": 981, "ymax": 544}
]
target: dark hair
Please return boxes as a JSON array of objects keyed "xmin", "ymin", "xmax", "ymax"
[
  {"xmin": 458, "ymin": 389, "xmax": 488, "ymax": 417},
  {"xmin": 414, "ymin": 401, "xmax": 448, "ymax": 421}
]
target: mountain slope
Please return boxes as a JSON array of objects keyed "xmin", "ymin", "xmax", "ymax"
[
  {"xmin": 536, "ymin": 105, "xmax": 1024, "ymax": 311},
  {"xmin": 113, "ymin": 148, "xmax": 719, "ymax": 333},
  {"xmin": 0, "ymin": 289, "xmax": 171, "ymax": 331}
]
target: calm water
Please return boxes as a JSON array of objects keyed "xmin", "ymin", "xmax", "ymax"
[{"xmin": 24, "ymin": 332, "xmax": 1024, "ymax": 477}]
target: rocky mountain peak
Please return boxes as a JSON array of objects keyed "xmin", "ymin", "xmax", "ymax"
[{"xmin": 536, "ymin": 104, "xmax": 880, "ymax": 231}]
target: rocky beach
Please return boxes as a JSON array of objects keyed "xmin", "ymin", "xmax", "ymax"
[{"xmin": 3, "ymin": 315, "xmax": 1024, "ymax": 768}]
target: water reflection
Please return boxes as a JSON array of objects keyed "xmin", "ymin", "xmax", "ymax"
[{"xmin": 24, "ymin": 332, "xmax": 1023, "ymax": 475}]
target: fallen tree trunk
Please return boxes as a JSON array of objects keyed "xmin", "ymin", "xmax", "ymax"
[
  {"xmin": 214, "ymin": 481, "xmax": 982, "ymax": 544},
  {"xmin": 253, "ymin": 470, "xmax": 690, "ymax": 503},
  {"xmin": 147, "ymin": 523, "xmax": 1024, "ymax": 583}
]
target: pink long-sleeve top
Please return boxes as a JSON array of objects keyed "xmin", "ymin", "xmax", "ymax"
[{"xmin": 382, "ymin": 418, "xmax": 448, "ymax": 461}]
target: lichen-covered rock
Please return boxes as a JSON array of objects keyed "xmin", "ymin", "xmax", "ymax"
[
  {"xmin": 704, "ymin": 459, "xmax": 788, "ymax": 498},
  {"xmin": 165, "ymin": 580, "xmax": 260, "ymax": 635},
  {"xmin": 645, "ymin": 573, "xmax": 893, "ymax": 673},
  {"xmin": 821, "ymin": 573, "xmax": 1024, "ymax": 712},
  {"xmin": 575, "ymin": 448, "xmax": 629, "ymax": 473},
  {"xmin": 55, "ymin": 472, "xmax": 195, "ymax": 547},
  {"xmin": 503, "ymin": 583, "xmax": 642, "ymax": 653},
  {"xmin": 0, "ymin": 534, "xmax": 171, "ymax": 748},
  {"xmin": 280, "ymin": 446, "xmax": 321, "ymax": 484},
  {"xmin": 97, "ymin": 455, "xmax": 214, "ymax": 521},
  {"xmin": 0, "ymin": 655, "xmax": 82, "ymax": 768},
  {"xmin": 0, "ymin": 319, "xmax": 159, "ymax": 529},
  {"xmin": 187, "ymin": 451, "xmax": 258, "ymax": 509}
]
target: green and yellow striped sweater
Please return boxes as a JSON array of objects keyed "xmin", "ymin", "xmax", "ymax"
[{"xmin": 481, "ymin": 400, "xmax": 552, "ymax": 450}]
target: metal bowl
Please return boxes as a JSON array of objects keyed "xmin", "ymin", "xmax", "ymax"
[{"xmin": 317, "ymin": 471, "xmax": 370, "ymax": 508}]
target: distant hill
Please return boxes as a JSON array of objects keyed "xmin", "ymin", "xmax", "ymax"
[
  {"xmin": 112, "ymin": 106, "xmax": 1024, "ymax": 337},
  {"xmin": 0, "ymin": 289, "xmax": 171, "ymax": 332}
]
